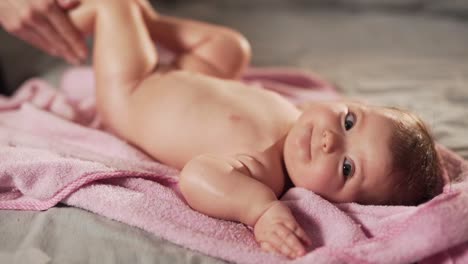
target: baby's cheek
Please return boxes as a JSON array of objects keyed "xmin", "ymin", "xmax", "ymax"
[{"xmin": 307, "ymin": 159, "xmax": 340, "ymax": 194}]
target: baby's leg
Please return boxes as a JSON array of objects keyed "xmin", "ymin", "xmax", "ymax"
[
  {"xmin": 68, "ymin": 0, "xmax": 157, "ymax": 99},
  {"xmin": 141, "ymin": 13, "xmax": 252, "ymax": 79},
  {"xmin": 66, "ymin": 0, "xmax": 163, "ymax": 134},
  {"xmin": 70, "ymin": 0, "xmax": 251, "ymax": 81},
  {"xmin": 67, "ymin": 0, "xmax": 251, "ymax": 133}
]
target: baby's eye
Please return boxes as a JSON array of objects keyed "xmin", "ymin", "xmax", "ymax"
[
  {"xmin": 343, "ymin": 158, "xmax": 355, "ymax": 179},
  {"xmin": 344, "ymin": 112, "xmax": 356, "ymax": 131}
]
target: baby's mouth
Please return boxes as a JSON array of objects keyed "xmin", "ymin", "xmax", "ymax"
[{"xmin": 297, "ymin": 124, "xmax": 313, "ymax": 161}]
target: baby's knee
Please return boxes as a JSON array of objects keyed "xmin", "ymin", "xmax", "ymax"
[
  {"xmin": 227, "ymin": 30, "xmax": 252, "ymax": 66},
  {"xmin": 222, "ymin": 30, "xmax": 252, "ymax": 78},
  {"xmin": 205, "ymin": 29, "xmax": 251, "ymax": 79}
]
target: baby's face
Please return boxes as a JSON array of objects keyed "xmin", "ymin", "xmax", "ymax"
[{"xmin": 284, "ymin": 101, "xmax": 396, "ymax": 204}]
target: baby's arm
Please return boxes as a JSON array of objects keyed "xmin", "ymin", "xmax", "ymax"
[{"xmin": 179, "ymin": 155, "xmax": 311, "ymax": 259}]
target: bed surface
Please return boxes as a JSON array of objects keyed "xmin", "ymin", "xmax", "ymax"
[{"xmin": 1, "ymin": 1, "xmax": 467, "ymax": 263}]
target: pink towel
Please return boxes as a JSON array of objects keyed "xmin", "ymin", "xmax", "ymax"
[{"xmin": 1, "ymin": 67, "xmax": 467, "ymax": 264}]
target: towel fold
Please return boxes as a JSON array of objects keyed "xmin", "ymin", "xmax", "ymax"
[{"xmin": 0, "ymin": 67, "xmax": 467, "ymax": 264}]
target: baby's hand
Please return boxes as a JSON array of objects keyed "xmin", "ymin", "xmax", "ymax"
[{"xmin": 254, "ymin": 201, "xmax": 312, "ymax": 259}]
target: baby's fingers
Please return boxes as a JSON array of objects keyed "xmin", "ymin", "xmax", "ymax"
[
  {"xmin": 275, "ymin": 224, "xmax": 307, "ymax": 257},
  {"xmin": 284, "ymin": 221, "xmax": 312, "ymax": 247},
  {"xmin": 260, "ymin": 240, "xmax": 285, "ymax": 257},
  {"xmin": 259, "ymin": 232, "xmax": 296, "ymax": 259}
]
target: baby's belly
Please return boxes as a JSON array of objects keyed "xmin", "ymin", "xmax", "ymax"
[
  {"xmin": 122, "ymin": 74, "xmax": 282, "ymax": 168},
  {"xmin": 136, "ymin": 109, "xmax": 273, "ymax": 169}
]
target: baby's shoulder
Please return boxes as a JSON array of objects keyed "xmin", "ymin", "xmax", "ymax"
[{"xmin": 233, "ymin": 152, "xmax": 286, "ymax": 197}]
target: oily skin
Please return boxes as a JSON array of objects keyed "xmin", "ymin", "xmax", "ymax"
[{"xmin": 67, "ymin": 0, "xmax": 398, "ymax": 259}]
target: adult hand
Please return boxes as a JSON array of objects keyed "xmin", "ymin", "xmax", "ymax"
[{"xmin": 0, "ymin": 0, "xmax": 87, "ymax": 65}]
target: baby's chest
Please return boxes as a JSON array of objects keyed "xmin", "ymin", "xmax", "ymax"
[
  {"xmin": 126, "ymin": 71, "xmax": 296, "ymax": 168},
  {"xmin": 168, "ymin": 91, "xmax": 288, "ymax": 153}
]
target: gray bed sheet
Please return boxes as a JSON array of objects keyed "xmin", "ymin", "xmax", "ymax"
[{"xmin": 1, "ymin": 1, "xmax": 468, "ymax": 263}]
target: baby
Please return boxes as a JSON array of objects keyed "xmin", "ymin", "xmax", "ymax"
[{"xmin": 66, "ymin": 0, "xmax": 443, "ymax": 259}]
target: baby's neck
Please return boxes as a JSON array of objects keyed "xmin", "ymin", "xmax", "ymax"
[{"xmin": 281, "ymin": 158, "xmax": 295, "ymax": 196}]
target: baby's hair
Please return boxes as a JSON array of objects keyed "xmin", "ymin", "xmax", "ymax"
[{"xmin": 383, "ymin": 107, "xmax": 444, "ymax": 206}]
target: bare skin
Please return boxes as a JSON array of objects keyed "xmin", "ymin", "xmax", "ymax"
[
  {"xmin": 67, "ymin": 0, "xmax": 396, "ymax": 258},
  {"xmin": 0, "ymin": 0, "xmax": 87, "ymax": 64}
]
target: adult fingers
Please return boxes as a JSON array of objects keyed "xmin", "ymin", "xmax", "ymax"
[
  {"xmin": 30, "ymin": 13, "xmax": 77, "ymax": 64},
  {"xmin": 16, "ymin": 26, "xmax": 58, "ymax": 56},
  {"xmin": 28, "ymin": 0, "xmax": 84, "ymax": 64},
  {"xmin": 47, "ymin": 3, "xmax": 87, "ymax": 61},
  {"xmin": 0, "ymin": 4, "xmax": 52, "ymax": 56}
]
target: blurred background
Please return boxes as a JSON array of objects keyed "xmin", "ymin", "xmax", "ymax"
[
  {"xmin": 1, "ymin": 1, "xmax": 467, "ymax": 90},
  {"xmin": 1, "ymin": 0, "xmax": 468, "ymax": 156}
]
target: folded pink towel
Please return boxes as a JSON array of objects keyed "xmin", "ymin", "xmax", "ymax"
[{"xmin": 1, "ymin": 67, "xmax": 467, "ymax": 264}]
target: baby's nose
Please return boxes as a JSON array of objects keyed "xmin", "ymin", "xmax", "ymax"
[{"xmin": 321, "ymin": 129, "xmax": 340, "ymax": 153}]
